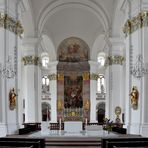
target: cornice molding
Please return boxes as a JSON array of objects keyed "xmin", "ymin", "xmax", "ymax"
[
  {"xmin": 0, "ymin": 12, "xmax": 24, "ymax": 37},
  {"xmin": 123, "ymin": 11, "xmax": 148, "ymax": 37},
  {"xmin": 108, "ymin": 55, "xmax": 125, "ymax": 65},
  {"xmin": 22, "ymin": 56, "xmax": 39, "ymax": 66}
]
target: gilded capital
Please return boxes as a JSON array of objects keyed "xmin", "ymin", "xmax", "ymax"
[
  {"xmin": 108, "ymin": 55, "xmax": 124, "ymax": 65},
  {"xmin": 22, "ymin": 56, "xmax": 39, "ymax": 65},
  {"xmin": 58, "ymin": 73, "xmax": 64, "ymax": 81},
  {"xmin": 123, "ymin": 11, "xmax": 148, "ymax": 37},
  {"xmin": 82, "ymin": 72, "xmax": 90, "ymax": 80},
  {"xmin": 48, "ymin": 73, "xmax": 57, "ymax": 80},
  {"xmin": 0, "ymin": 12, "xmax": 24, "ymax": 37},
  {"xmin": 90, "ymin": 73, "xmax": 99, "ymax": 80}
]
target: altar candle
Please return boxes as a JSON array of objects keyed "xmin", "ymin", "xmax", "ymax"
[
  {"xmin": 47, "ymin": 106, "xmax": 48, "ymax": 121},
  {"xmin": 85, "ymin": 118, "xmax": 88, "ymax": 125},
  {"xmin": 59, "ymin": 118, "xmax": 62, "ymax": 130},
  {"xmin": 59, "ymin": 118, "xmax": 61, "ymax": 125}
]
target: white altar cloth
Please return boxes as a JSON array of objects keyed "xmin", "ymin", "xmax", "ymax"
[{"xmin": 64, "ymin": 121, "xmax": 82, "ymax": 133}]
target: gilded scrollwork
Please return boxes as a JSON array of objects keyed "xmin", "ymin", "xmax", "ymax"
[
  {"xmin": 0, "ymin": 12, "xmax": 24, "ymax": 37},
  {"xmin": 22, "ymin": 56, "xmax": 39, "ymax": 65},
  {"xmin": 123, "ymin": 11, "xmax": 148, "ymax": 37},
  {"xmin": 108, "ymin": 55, "xmax": 124, "ymax": 65},
  {"xmin": 57, "ymin": 73, "xmax": 64, "ymax": 81},
  {"xmin": 48, "ymin": 74, "xmax": 57, "ymax": 80},
  {"xmin": 90, "ymin": 73, "xmax": 99, "ymax": 80},
  {"xmin": 82, "ymin": 72, "xmax": 90, "ymax": 80}
]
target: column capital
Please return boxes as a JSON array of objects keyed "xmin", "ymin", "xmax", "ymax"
[{"xmin": 107, "ymin": 55, "xmax": 125, "ymax": 65}]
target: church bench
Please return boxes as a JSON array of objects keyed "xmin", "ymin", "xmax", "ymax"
[
  {"xmin": 101, "ymin": 137, "xmax": 148, "ymax": 148},
  {"xmin": 0, "ymin": 138, "xmax": 45, "ymax": 148},
  {"xmin": 112, "ymin": 127, "xmax": 127, "ymax": 134}
]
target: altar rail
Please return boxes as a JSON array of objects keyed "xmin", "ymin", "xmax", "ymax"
[{"xmin": 19, "ymin": 122, "xmax": 124, "ymax": 134}]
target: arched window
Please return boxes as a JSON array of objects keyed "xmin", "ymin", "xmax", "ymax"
[
  {"xmin": 97, "ymin": 74, "xmax": 105, "ymax": 93},
  {"xmin": 97, "ymin": 56, "xmax": 105, "ymax": 66},
  {"xmin": 42, "ymin": 75, "xmax": 49, "ymax": 93},
  {"xmin": 97, "ymin": 52, "xmax": 106, "ymax": 66},
  {"xmin": 42, "ymin": 56, "xmax": 49, "ymax": 68}
]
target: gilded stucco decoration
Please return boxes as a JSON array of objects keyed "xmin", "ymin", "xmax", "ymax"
[
  {"xmin": 22, "ymin": 56, "xmax": 39, "ymax": 65},
  {"xmin": 108, "ymin": 55, "xmax": 124, "ymax": 65},
  {"xmin": 123, "ymin": 11, "xmax": 148, "ymax": 37},
  {"xmin": 57, "ymin": 99, "xmax": 63, "ymax": 110},
  {"xmin": 82, "ymin": 72, "xmax": 90, "ymax": 80},
  {"xmin": 48, "ymin": 74, "xmax": 57, "ymax": 80},
  {"xmin": 0, "ymin": 12, "xmax": 24, "ymax": 37},
  {"xmin": 90, "ymin": 73, "xmax": 99, "ymax": 80},
  {"xmin": 58, "ymin": 73, "xmax": 64, "ymax": 81},
  {"xmin": 84, "ymin": 99, "xmax": 90, "ymax": 110}
]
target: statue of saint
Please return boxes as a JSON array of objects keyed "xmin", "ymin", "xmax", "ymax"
[
  {"xmin": 130, "ymin": 86, "xmax": 139, "ymax": 109},
  {"xmin": 9, "ymin": 88, "xmax": 16, "ymax": 110}
]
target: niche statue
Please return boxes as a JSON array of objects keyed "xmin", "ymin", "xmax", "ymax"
[
  {"xmin": 130, "ymin": 86, "xmax": 139, "ymax": 110},
  {"xmin": 9, "ymin": 88, "xmax": 17, "ymax": 110}
]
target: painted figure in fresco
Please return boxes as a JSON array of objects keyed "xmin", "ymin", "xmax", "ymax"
[
  {"xmin": 9, "ymin": 88, "xmax": 17, "ymax": 110},
  {"xmin": 130, "ymin": 86, "xmax": 139, "ymax": 109}
]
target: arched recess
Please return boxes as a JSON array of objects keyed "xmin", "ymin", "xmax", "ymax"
[
  {"xmin": 37, "ymin": 0, "xmax": 110, "ymax": 35},
  {"xmin": 91, "ymin": 33, "xmax": 110, "ymax": 61},
  {"xmin": 42, "ymin": 102, "xmax": 51, "ymax": 121},
  {"xmin": 96, "ymin": 102, "xmax": 105, "ymax": 124},
  {"xmin": 40, "ymin": 34, "xmax": 56, "ymax": 61}
]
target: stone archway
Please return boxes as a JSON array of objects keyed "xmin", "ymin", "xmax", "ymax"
[
  {"xmin": 42, "ymin": 102, "xmax": 51, "ymax": 121},
  {"xmin": 96, "ymin": 102, "xmax": 105, "ymax": 124}
]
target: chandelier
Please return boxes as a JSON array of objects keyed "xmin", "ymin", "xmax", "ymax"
[
  {"xmin": 0, "ymin": 55, "xmax": 16, "ymax": 79},
  {"xmin": 131, "ymin": 55, "xmax": 148, "ymax": 78}
]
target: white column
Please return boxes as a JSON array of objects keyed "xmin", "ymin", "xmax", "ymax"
[
  {"xmin": 122, "ymin": 0, "xmax": 148, "ymax": 135},
  {"xmin": 22, "ymin": 38, "xmax": 40, "ymax": 123},
  {"xmin": 89, "ymin": 61, "xmax": 98, "ymax": 122},
  {"xmin": 0, "ymin": 0, "xmax": 24, "ymax": 135},
  {"xmin": 48, "ymin": 61, "xmax": 58, "ymax": 123},
  {"xmin": 140, "ymin": 2, "xmax": 148, "ymax": 136},
  {"xmin": 106, "ymin": 38, "xmax": 125, "ymax": 122}
]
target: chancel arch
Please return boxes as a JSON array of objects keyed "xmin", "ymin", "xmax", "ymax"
[{"xmin": 42, "ymin": 102, "xmax": 51, "ymax": 121}]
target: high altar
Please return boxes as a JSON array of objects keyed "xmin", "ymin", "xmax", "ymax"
[{"xmin": 57, "ymin": 37, "xmax": 91, "ymax": 122}]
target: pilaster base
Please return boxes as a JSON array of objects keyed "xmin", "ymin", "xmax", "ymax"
[
  {"xmin": 0, "ymin": 123, "xmax": 7, "ymax": 137},
  {"xmin": 128, "ymin": 123, "xmax": 141, "ymax": 135},
  {"xmin": 7, "ymin": 123, "xmax": 19, "ymax": 135},
  {"xmin": 141, "ymin": 124, "xmax": 148, "ymax": 137}
]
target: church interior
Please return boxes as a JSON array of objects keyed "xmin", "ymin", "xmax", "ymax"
[{"xmin": 0, "ymin": 0, "xmax": 148, "ymax": 147}]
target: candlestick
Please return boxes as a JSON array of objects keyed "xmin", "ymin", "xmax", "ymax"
[
  {"xmin": 47, "ymin": 106, "xmax": 48, "ymax": 121},
  {"xmin": 85, "ymin": 118, "xmax": 88, "ymax": 125},
  {"xmin": 59, "ymin": 118, "xmax": 62, "ymax": 130}
]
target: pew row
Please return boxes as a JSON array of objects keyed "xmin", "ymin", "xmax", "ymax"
[
  {"xmin": 0, "ymin": 137, "xmax": 45, "ymax": 148},
  {"xmin": 101, "ymin": 137, "xmax": 148, "ymax": 148}
]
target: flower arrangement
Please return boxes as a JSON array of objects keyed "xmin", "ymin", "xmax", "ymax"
[{"xmin": 103, "ymin": 118, "xmax": 113, "ymax": 133}]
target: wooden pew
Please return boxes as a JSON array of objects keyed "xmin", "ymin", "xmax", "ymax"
[
  {"xmin": 0, "ymin": 137, "xmax": 45, "ymax": 148},
  {"xmin": 101, "ymin": 137, "xmax": 148, "ymax": 148}
]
